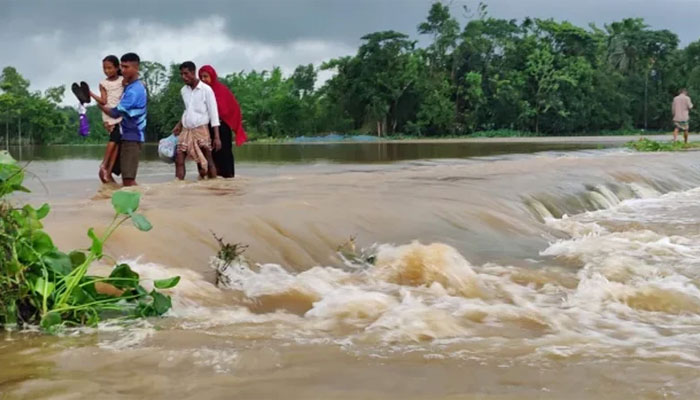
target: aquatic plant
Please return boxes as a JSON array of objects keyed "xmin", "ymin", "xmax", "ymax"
[
  {"xmin": 626, "ymin": 138, "xmax": 700, "ymax": 152},
  {"xmin": 0, "ymin": 151, "xmax": 179, "ymax": 332},
  {"xmin": 210, "ymin": 232, "xmax": 249, "ymax": 288}
]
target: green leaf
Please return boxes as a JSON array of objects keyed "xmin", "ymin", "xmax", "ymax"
[
  {"xmin": 68, "ymin": 251, "xmax": 87, "ymax": 269},
  {"xmin": 33, "ymin": 277, "xmax": 55, "ymax": 297},
  {"xmin": 130, "ymin": 213, "xmax": 152, "ymax": 232},
  {"xmin": 40, "ymin": 312, "xmax": 62, "ymax": 331},
  {"xmin": 112, "ymin": 191, "xmax": 141, "ymax": 215},
  {"xmin": 7, "ymin": 260, "xmax": 22, "ymax": 275},
  {"xmin": 32, "ymin": 231, "xmax": 55, "ymax": 255},
  {"xmin": 43, "ymin": 251, "xmax": 72, "ymax": 275},
  {"xmin": 36, "ymin": 203, "xmax": 50, "ymax": 219},
  {"xmin": 154, "ymin": 276, "xmax": 180, "ymax": 289},
  {"xmin": 12, "ymin": 185, "xmax": 31, "ymax": 193},
  {"xmin": 108, "ymin": 264, "xmax": 140, "ymax": 289},
  {"xmin": 81, "ymin": 280, "xmax": 100, "ymax": 298},
  {"xmin": 87, "ymin": 228, "xmax": 103, "ymax": 258},
  {"xmin": 69, "ymin": 286, "xmax": 95, "ymax": 304},
  {"xmin": 0, "ymin": 164, "xmax": 25, "ymax": 196},
  {"xmin": 17, "ymin": 241, "xmax": 39, "ymax": 264},
  {"xmin": 150, "ymin": 291, "xmax": 172, "ymax": 315},
  {"xmin": 135, "ymin": 285, "xmax": 149, "ymax": 298}
]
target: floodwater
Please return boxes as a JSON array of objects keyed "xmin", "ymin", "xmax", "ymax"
[{"xmin": 2, "ymin": 141, "xmax": 700, "ymax": 399}]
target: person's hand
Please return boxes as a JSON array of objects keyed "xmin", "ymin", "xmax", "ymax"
[{"xmin": 213, "ymin": 137, "xmax": 222, "ymax": 151}]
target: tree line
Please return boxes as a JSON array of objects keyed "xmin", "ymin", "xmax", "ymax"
[{"xmin": 2, "ymin": 2, "xmax": 700, "ymax": 144}]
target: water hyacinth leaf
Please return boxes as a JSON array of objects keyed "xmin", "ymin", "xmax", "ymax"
[
  {"xmin": 36, "ymin": 203, "xmax": 50, "ymax": 219},
  {"xmin": 17, "ymin": 242, "xmax": 39, "ymax": 264},
  {"xmin": 81, "ymin": 280, "xmax": 99, "ymax": 298},
  {"xmin": 154, "ymin": 276, "xmax": 180, "ymax": 289},
  {"xmin": 6, "ymin": 259, "xmax": 23, "ymax": 275},
  {"xmin": 135, "ymin": 301, "xmax": 154, "ymax": 317},
  {"xmin": 0, "ymin": 163, "xmax": 24, "ymax": 194},
  {"xmin": 111, "ymin": 191, "xmax": 141, "ymax": 215},
  {"xmin": 32, "ymin": 231, "xmax": 54, "ymax": 255},
  {"xmin": 108, "ymin": 264, "xmax": 140, "ymax": 289},
  {"xmin": 11, "ymin": 185, "xmax": 30, "ymax": 193},
  {"xmin": 135, "ymin": 285, "xmax": 148, "ymax": 297},
  {"xmin": 22, "ymin": 204, "xmax": 37, "ymax": 218},
  {"xmin": 70, "ymin": 286, "xmax": 95, "ymax": 304},
  {"xmin": 87, "ymin": 228, "xmax": 103, "ymax": 257},
  {"xmin": 4, "ymin": 173, "xmax": 25, "ymax": 193},
  {"xmin": 40, "ymin": 312, "xmax": 62, "ymax": 331},
  {"xmin": 69, "ymin": 251, "xmax": 87, "ymax": 269},
  {"xmin": 43, "ymin": 250, "xmax": 72, "ymax": 275},
  {"xmin": 34, "ymin": 277, "xmax": 55, "ymax": 297},
  {"xmin": 150, "ymin": 291, "xmax": 172, "ymax": 315},
  {"xmin": 130, "ymin": 213, "xmax": 152, "ymax": 232},
  {"xmin": 26, "ymin": 213, "xmax": 43, "ymax": 230}
]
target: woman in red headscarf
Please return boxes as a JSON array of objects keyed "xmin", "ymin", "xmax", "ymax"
[{"xmin": 198, "ymin": 65, "xmax": 247, "ymax": 178}]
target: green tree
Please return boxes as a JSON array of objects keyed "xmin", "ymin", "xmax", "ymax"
[
  {"xmin": 0, "ymin": 67, "xmax": 30, "ymax": 96},
  {"xmin": 141, "ymin": 61, "xmax": 167, "ymax": 97}
]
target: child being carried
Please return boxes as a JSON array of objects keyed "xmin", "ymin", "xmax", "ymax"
[{"xmin": 90, "ymin": 55, "xmax": 124, "ymax": 183}]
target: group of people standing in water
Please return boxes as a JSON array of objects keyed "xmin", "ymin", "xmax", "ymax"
[{"xmin": 88, "ymin": 52, "xmax": 246, "ymax": 186}]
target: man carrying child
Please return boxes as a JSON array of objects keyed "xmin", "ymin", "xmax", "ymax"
[{"xmin": 97, "ymin": 52, "xmax": 147, "ymax": 186}]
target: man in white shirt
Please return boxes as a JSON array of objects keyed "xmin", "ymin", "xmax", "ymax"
[{"xmin": 172, "ymin": 61, "xmax": 223, "ymax": 180}]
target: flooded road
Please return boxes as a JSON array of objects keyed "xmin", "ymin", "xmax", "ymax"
[{"xmin": 2, "ymin": 141, "xmax": 700, "ymax": 399}]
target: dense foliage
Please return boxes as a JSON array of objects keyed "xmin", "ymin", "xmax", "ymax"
[
  {"xmin": 0, "ymin": 151, "xmax": 179, "ymax": 332},
  {"xmin": 2, "ymin": 2, "xmax": 700, "ymax": 143}
]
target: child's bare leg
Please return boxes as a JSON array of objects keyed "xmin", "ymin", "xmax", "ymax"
[
  {"xmin": 99, "ymin": 124, "xmax": 115, "ymax": 183},
  {"xmin": 103, "ymin": 142, "xmax": 119, "ymax": 183}
]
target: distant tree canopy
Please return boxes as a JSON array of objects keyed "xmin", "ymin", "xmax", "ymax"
[{"xmin": 2, "ymin": 2, "xmax": 700, "ymax": 144}]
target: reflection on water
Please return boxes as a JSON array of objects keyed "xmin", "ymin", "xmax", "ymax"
[{"xmin": 4, "ymin": 141, "xmax": 601, "ymax": 163}]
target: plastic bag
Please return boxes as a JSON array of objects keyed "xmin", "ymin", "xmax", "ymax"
[
  {"xmin": 78, "ymin": 104, "xmax": 90, "ymax": 137},
  {"xmin": 158, "ymin": 134, "xmax": 178, "ymax": 164}
]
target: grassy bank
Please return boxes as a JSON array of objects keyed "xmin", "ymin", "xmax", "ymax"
[{"xmin": 626, "ymin": 138, "xmax": 700, "ymax": 152}]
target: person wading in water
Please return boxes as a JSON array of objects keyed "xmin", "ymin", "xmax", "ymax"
[{"xmin": 172, "ymin": 61, "xmax": 222, "ymax": 180}]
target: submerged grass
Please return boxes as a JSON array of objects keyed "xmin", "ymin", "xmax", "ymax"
[
  {"xmin": 0, "ymin": 151, "xmax": 180, "ymax": 333},
  {"xmin": 626, "ymin": 138, "xmax": 700, "ymax": 152}
]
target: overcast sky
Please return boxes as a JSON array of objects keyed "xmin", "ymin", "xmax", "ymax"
[{"xmin": 2, "ymin": 0, "xmax": 700, "ymax": 104}]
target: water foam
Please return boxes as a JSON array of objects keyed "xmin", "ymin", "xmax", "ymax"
[{"xmin": 80, "ymin": 184, "xmax": 700, "ymax": 366}]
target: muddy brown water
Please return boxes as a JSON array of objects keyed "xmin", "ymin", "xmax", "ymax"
[{"xmin": 2, "ymin": 141, "xmax": 700, "ymax": 399}]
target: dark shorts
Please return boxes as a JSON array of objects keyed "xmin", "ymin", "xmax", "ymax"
[
  {"xmin": 674, "ymin": 121, "xmax": 689, "ymax": 130},
  {"xmin": 109, "ymin": 125, "xmax": 122, "ymax": 143},
  {"xmin": 120, "ymin": 141, "xmax": 141, "ymax": 180}
]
